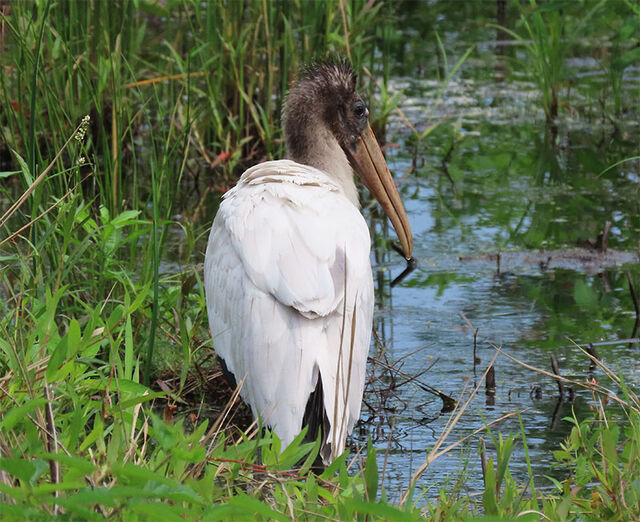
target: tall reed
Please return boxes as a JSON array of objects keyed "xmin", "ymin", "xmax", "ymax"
[
  {"xmin": 495, "ymin": 0, "xmax": 606, "ymax": 123},
  {"xmin": 0, "ymin": 0, "xmax": 396, "ymax": 383}
]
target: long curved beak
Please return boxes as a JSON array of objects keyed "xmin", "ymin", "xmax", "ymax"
[{"xmin": 344, "ymin": 125, "xmax": 413, "ymax": 260}]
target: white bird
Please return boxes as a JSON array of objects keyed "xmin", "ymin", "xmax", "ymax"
[{"xmin": 204, "ymin": 61, "xmax": 413, "ymax": 464}]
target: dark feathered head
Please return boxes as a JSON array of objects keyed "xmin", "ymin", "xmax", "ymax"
[{"xmin": 282, "ymin": 60, "xmax": 369, "ymax": 163}]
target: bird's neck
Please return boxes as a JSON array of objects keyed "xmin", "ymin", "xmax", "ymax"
[{"xmin": 290, "ymin": 124, "xmax": 360, "ymax": 208}]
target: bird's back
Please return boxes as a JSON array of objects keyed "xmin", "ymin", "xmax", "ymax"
[{"xmin": 204, "ymin": 160, "xmax": 374, "ymax": 462}]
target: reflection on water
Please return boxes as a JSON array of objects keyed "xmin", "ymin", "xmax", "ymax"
[{"xmin": 356, "ymin": 7, "xmax": 639, "ymax": 498}]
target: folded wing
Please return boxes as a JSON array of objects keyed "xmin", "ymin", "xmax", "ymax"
[{"xmin": 204, "ymin": 160, "xmax": 374, "ymax": 461}]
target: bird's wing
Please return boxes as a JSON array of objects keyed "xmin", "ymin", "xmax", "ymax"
[
  {"xmin": 221, "ymin": 161, "xmax": 365, "ymax": 318},
  {"xmin": 204, "ymin": 160, "xmax": 373, "ymax": 456}
]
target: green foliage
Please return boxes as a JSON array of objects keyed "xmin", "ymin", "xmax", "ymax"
[
  {"xmin": 498, "ymin": 0, "xmax": 608, "ymax": 121},
  {"xmin": 477, "ymin": 428, "xmax": 541, "ymax": 519},
  {"xmin": 0, "ymin": 274, "xmax": 428, "ymax": 518},
  {"xmin": 0, "ymin": 0, "xmax": 397, "ymax": 386},
  {"xmin": 549, "ymin": 400, "xmax": 640, "ymax": 520},
  {"xmin": 0, "ymin": 0, "xmax": 394, "ymax": 213},
  {"xmin": 423, "ymin": 397, "xmax": 640, "ymax": 521},
  {"xmin": 604, "ymin": 0, "xmax": 640, "ymax": 116}
]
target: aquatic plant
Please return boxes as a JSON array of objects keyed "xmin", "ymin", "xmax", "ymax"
[
  {"xmin": 496, "ymin": 0, "xmax": 606, "ymax": 122},
  {"xmin": 605, "ymin": 0, "xmax": 640, "ymax": 117}
]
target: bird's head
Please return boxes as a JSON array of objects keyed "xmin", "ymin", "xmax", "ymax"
[{"xmin": 282, "ymin": 60, "xmax": 413, "ymax": 260}]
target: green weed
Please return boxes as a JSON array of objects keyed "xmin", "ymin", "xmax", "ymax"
[{"xmin": 495, "ymin": 0, "xmax": 606, "ymax": 122}]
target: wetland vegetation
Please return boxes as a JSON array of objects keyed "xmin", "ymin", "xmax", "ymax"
[{"xmin": 1, "ymin": 0, "xmax": 639, "ymax": 519}]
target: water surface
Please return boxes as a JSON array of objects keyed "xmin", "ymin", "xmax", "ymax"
[{"xmin": 358, "ymin": 11, "xmax": 640, "ymax": 498}]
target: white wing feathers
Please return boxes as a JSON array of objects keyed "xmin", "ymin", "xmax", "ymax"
[{"xmin": 204, "ymin": 160, "xmax": 373, "ymax": 460}]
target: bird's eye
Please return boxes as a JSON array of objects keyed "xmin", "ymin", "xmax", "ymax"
[{"xmin": 353, "ymin": 101, "xmax": 367, "ymax": 120}]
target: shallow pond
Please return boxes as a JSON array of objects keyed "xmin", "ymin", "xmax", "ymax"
[{"xmin": 352, "ymin": 6, "xmax": 640, "ymax": 499}]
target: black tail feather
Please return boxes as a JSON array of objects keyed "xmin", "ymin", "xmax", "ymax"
[
  {"xmin": 302, "ymin": 373, "xmax": 331, "ymax": 470},
  {"xmin": 218, "ymin": 356, "xmax": 238, "ymax": 390}
]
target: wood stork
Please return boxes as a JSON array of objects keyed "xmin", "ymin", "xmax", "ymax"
[{"xmin": 204, "ymin": 60, "xmax": 413, "ymax": 464}]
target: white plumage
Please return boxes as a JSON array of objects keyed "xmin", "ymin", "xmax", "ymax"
[{"xmin": 204, "ymin": 160, "xmax": 373, "ymax": 461}]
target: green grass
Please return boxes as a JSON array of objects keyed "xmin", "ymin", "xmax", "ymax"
[
  {"xmin": 0, "ymin": 1, "xmax": 414, "ymax": 518},
  {"xmin": 494, "ymin": 0, "xmax": 636, "ymax": 123}
]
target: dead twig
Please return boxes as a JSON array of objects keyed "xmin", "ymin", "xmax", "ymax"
[
  {"xmin": 499, "ymin": 346, "xmax": 640, "ymax": 414},
  {"xmin": 43, "ymin": 384, "xmax": 60, "ymax": 514},
  {"xmin": 627, "ymin": 271, "xmax": 639, "ymax": 349},
  {"xmin": 550, "ymin": 354, "xmax": 564, "ymax": 399},
  {"xmin": 400, "ymin": 347, "xmax": 505, "ymax": 507},
  {"xmin": 368, "ymin": 356, "xmax": 455, "ymax": 411}
]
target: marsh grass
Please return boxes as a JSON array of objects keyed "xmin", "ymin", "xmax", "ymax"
[
  {"xmin": 0, "ymin": 0, "xmax": 395, "ymax": 382},
  {"xmin": 493, "ymin": 0, "xmax": 637, "ymax": 123},
  {"xmin": 2, "ymin": 293, "xmax": 637, "ymax": 521}
]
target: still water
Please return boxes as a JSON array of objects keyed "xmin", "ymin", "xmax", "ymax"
[{"xmin": 355, "ymin": 12, "xmax": 640, "ymax": 498}]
